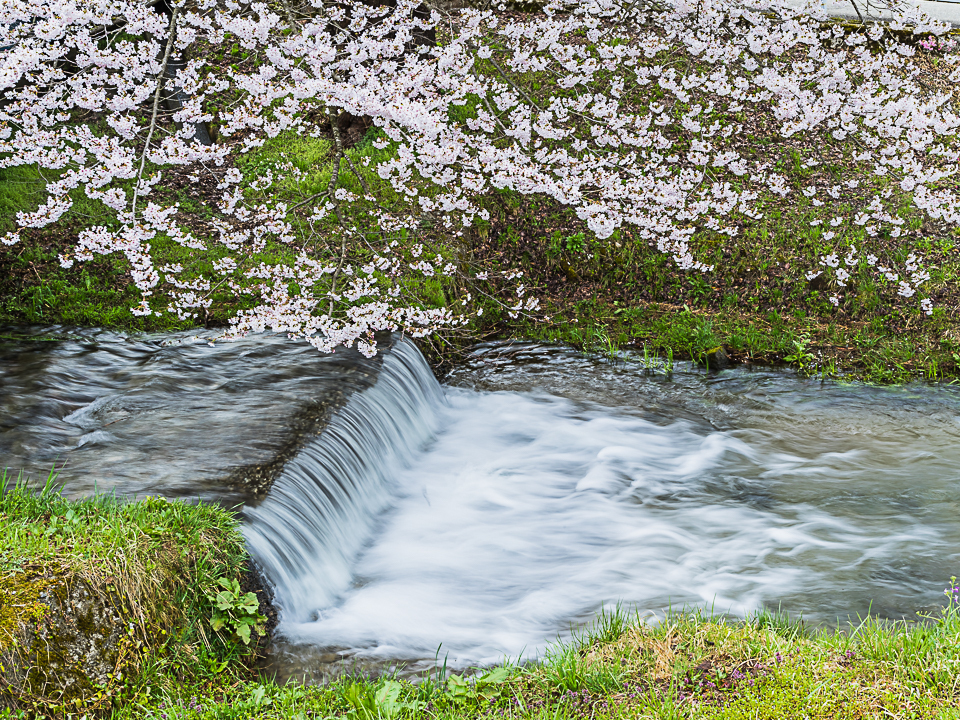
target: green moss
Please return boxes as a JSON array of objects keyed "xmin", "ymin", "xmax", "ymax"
[
  {"xmin": 0, "ymin": 167, "xmax": 45, "ymax": 231},
  {"xmin": 236, "ymin": 133, "xmax": 332, "ymax": 195},
  {"xmin": 0, "ymin": 572, "xmax": 52, "ymax": 650}
]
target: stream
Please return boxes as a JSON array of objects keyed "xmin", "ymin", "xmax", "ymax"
[{"xmin": 2, "ymin": 328, "xmax": 959, "ymax": 682}]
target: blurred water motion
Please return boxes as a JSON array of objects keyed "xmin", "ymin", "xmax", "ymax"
[
  {"xmin": 266, "ymin": 342, "xmax": 960, "ymax": 679},
  {"xmin": 3, "ymin": 329, "xmax": 959, "ymax": 680},
  {"xmin": 0, "ymin": 326, "xmax": 381, "ymax": 506}
]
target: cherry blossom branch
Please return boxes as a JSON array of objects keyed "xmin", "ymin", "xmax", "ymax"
[{"xmin": 2, "ymin": 0, "xmax": 957, "ymax": 354}]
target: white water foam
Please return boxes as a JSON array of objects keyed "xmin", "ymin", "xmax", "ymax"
[
  {"xmin": 252, "ymin": 341, "xmax": 960, "ymax": 670},
  {"xmin": 279, "ymin": 389, "xmax": 850, "ymax": 665}
]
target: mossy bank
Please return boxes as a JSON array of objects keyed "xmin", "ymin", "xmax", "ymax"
[{"xmin": 0, "ymin": 472, "xmax": 271, "ymax": 719}]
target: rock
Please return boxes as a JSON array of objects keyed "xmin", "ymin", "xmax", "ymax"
[
  {"xmin": 1, "ymin": 572, "xmax": 133, "ymax": 716},
  {"xmin": 698, "ymin": 346, "xmax": 731, "ymax": 371}
]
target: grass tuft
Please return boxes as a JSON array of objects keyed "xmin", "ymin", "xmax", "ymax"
[{"xmin": 0, "ymin": 469, "xmax": 262, "ymax": 718}]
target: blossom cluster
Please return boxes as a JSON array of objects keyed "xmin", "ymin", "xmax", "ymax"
[
  {"xmin": 918, "ymin": 34, "xmax": 958, "ymax": 54},
  {"xmin": 1, "ymin": 0, "xmax": 957, "ymax": 354}
]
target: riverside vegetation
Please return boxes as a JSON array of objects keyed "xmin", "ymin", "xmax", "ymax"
[
  {"xmin": 2, "ymin": 471, "xmax": 960, "ymax": 718},
  {"xmin": 5, "ymin": 97, "xmax": 960, "ymax": 382},
  {"xmin": 0, "ymin": 471, "xmax": 267, "ymax": 719}
]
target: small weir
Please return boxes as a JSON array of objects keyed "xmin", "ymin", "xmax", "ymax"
[
  {"xmin": 256, "ymin": 340, "xmax": 960, "ymax": 677},
  {"xmin": 244, "ymin": 340, "xmax": 443, "ymax": 619},
  {"xmin": 3, "ymin": 329, "xmax": 960, "ymax": 679}
]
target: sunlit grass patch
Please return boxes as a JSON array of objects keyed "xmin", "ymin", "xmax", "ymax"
[
  {"xmin": 113, "ymin": 601, "xmax": 960, "ymax": 720},
  {"xmin": 0, "ymin": 167, "xmax": 45, "ymax": 231}
]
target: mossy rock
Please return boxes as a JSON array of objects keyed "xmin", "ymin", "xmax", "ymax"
[
  {"xmin": 0, "ymin": 569, "xmax": 52, "ymax": 650},
  {"xmin": 1, "ymin": 569, "xmax": 135, "ymax": 717}
]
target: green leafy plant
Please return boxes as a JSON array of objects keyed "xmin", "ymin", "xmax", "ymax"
[
  {"xmin": 344, "ymin": 680, "xmax": 416, "ymax": 720},
  {"xmin": 43, "ymin": 508, "xmax": 81, "ymax": 537},
  {"xmin": 446, "ymin": 667, "xmax": 512, "ymax": 704},
  {"xmin": 784, "ymin": 335, "xmax": 816, "ymax": 369},
  {"xmin": 565, "ymin": 232, "xmax": 586, "ymax": 253},
  {"xmin": 546, "ymin": 230, "xmax": 587, "ymax": 258},
  {"xmin": 209, "ymin": 577, "xmax": 266, "ymax": 645}
]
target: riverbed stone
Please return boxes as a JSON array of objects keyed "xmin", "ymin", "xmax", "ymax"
[{"xmin": 698, "ymin": 346, "xmax": 731, "ymax": 370}]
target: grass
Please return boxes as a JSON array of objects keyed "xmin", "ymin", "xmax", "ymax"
[
  {"xmin": 422, "ymin": 13, "xmax": 960, "ymax": 381},
  {"xmin": 456, "ymin": 71, "xmax": 960, "ymax": 382},
  {"xmin": 0, "ymin": 469, "xmax": 264, "ymax": 719},
  {"xmin": 0, "ymin": 166, "xmax": 189, "ymax": 331},
  {"xmin": 85, "ymin": 600, "xmax": 960, "ymax": 720},
  {"xmin": 0, "ymin": 118, "xmax": 442, "ymax": 332}
]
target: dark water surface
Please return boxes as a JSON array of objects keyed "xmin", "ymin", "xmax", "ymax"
[{"xmin": 0, "ymin": 327, "xmax": 381, "ymax": 506}]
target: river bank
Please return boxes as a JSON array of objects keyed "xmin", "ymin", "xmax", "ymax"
[
  {"xmin": 128, "ymin": 600, "xmax": 960, "ymax": 720},
  {"xmin": 0, "ymin": 472, "xmax": 271, "ymax": 719},
  {"xmin": 4, "ymin": 155, "xmax": 960, "ymax": 385}
]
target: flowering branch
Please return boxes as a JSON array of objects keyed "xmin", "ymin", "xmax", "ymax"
[
  {"xmin": 133, "ymin": 3, "xmax": 181, "ymax": 222},
  {"xmin": 1, "ymin": 0, "xmax": 957, "ymax": 355}
]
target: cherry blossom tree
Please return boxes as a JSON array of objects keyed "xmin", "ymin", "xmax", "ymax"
[{"xmin": 1, "ymin": 0, "xmax": 958, "ymax": 355}]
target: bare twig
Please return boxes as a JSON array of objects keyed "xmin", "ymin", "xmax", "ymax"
[
  {"xmin": 132, "ymin": 4, "xmax": 180, "ymax": 221},
  {"xmin": 279, "ymin": 0, "xmax": 297, "ymax": 28},
  {"xmin": 288, "ymin": 190, "xmax": 326, "ymax": 214},
  {"xmin": 478, "ymin": 46, "xmax": 544, "ymax": 113},
  {"xmin": 849, "ymin": 0, "xmax": 865, "ymax": 24},
  {"xmin": 343, "ymin": 152, "xmax": 372, "ymax": 197},
  {"xmin": 327, "ymin": 109, "xmax": 349, "ymax": 315}
]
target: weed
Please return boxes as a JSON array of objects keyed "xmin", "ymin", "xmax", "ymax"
[
  {"xmin": 209, "ymin": 578, "xmax": 266, "ymax": 646},
  {"xmin": 783, "ymin": 335, "xmax": 816, "ymax": 371}
]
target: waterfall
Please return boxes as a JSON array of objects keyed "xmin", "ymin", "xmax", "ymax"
[
  {"xmin": 244, "ymin": 340, "xmax": 960, "ymax": 667},
  {"xmin": 243, "ymin": 338, "xmax": 444, "ymax": 622}
]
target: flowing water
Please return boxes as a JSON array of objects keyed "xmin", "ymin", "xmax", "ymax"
[
  {"xmin": 0, "ymin": 326, "xmax": 383, "ymax": 505},
  {"xmin": 259, "ymin": 341, "xmax": 960, "ymax": 680},
  {"xmin": 3, "ymin": 329, "xmax": 960, "ymax": 681}
]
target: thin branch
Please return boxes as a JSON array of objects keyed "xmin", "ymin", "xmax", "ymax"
[
  {"xmin": 343, "ymin": 152, "xmax": 372, "ymax": 197},
  {"xmin": 849, "ymin": 0, "xmax": 865, "ymax": 24},
  {"xmin": 327, "ymin": 109, "xmax": 349, "ymax": 316},
  {"xmin": 287, "ymin": 190, "xmax": 326, "ymax": 214},
  {"xmin": 132, "ymin": 4, "xmax": 180, "ymax": 221},
  {"xmin": 278, "ymin": 0, "xmax": 298, "ymax": 28},
  {"xmin": 478, "ymin": 45, "xmax": 544, "ymax": 113}
]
